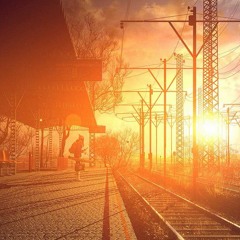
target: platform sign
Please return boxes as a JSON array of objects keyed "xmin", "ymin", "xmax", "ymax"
[{"xmin": 56, "ymin": 59, "xmax": 102, "ymax": 82}]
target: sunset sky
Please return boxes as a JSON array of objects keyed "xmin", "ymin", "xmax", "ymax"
[{"xmin": 63, "ymin": 0, "xmax": 240, "ymax": 154}]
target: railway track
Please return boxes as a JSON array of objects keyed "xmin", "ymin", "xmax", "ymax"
[
  {"xmin": 154, "ymin": 171, "xmax": 240, "ymax": 195},
  {"xmin": 118, "ymin": 171, "xmax": 240, "ymax": 240}
]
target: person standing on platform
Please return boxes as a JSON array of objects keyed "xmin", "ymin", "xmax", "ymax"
[
  {"xmin": 74, "ymin": 160, "xmax": 82, "ymax": 181},
  {"xmin": 69, "ymin": 135, "xmax": 85, "ymax": 181}
]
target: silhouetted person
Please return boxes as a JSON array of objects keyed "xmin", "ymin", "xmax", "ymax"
[
  {"xmin": 69, "ymin": 135, "xmax": 85, "ymax": 181},
  {"xmin": 69, "ymin": 135, "xmax": 84, "ymax": 158}
]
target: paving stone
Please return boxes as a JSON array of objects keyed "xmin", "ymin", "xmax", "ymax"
[{"xmin": 0, "ymin": 167, "xmax": 136, "ymax": 239}]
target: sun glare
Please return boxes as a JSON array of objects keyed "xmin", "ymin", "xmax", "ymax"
[
  {"xmin": 203, "ymin": 122, "xmax": 218, "ymax": 137},
  {"xmin": 199, "ymin": 118, "xmax": 219, "ymax": 139}
]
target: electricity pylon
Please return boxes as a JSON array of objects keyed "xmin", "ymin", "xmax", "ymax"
[
  {"xmin": 202, "ymin": 0, "xmax": 220, "ymax": 173},
  {"xmin": 120, "ymin": 6, "xmax": 240, "ymax": 193},
  {"xmin": 175, "ymin": 54, "xmax": 184, "ymax": 166}
]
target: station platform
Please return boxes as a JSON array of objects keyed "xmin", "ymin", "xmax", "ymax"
[{"xmin": 0, "ymin": 167, "xmax": 137, "ymax": 240}]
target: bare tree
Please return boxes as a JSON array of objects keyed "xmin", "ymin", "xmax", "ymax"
[
  {"xmin": 92, "ymin": 56, "xmax": 127, "ymax": 113},
  {"xmin": 95, "ymin": 134, "xmax": 120, "ymax": 167},
  {"xmin": 63, "ymin": 5, "xmax": 130, "ymax": 113},
  {"xmin": 70, "ymin": 13, "xmax": 117, "ymax": 69},
  {"xmin": 58, "ymin": 2, "xmax": 130, "ymax": 157},
  {"xmin": 14, "ymin": 124, "xmax": 35, "ymax": 158},
  {"xmin": 95, "ymin": 128, "xmax": 139, "ymax": 168},
  {"xmin": 0, "ymin": 121, "xmax": 34, "ymax": 158},
  {"xmin": 113, "ymin": 128, "xmax": 139, "ymax": 168}
]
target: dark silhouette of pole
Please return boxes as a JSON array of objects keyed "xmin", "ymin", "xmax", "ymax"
[
  {"xmin": 40, "ymin": 119, "xmax": 44, "ymax": 169},
  {"xmin": 227, "ymin": 107, "xmax": 230, "ymax": 166},
  {"xmin": 223, "ymin": 104, "xmax": 240, "ymax": 165},
  {"xmin": 120, "ymin": 7, "xmax": 240, "ymax": 191},
  {"xmin": 138, "ymin": 107, "xmax": 142, "ymax": 169},
  {"xmin": 148, "ymin": 84, "xmax": 153, "ymax": 170},
  {"xmin": 141, "ymin": 99, "xmax": 145, "ymax": 169},
  {"xmin": 191, "ymin": 7, "xmax": 198, "ymax": 196},
  {"xmin": 170, "ymin": 114, "xmax": 173, "ymax": 164},
  {"xmin": 163, "ymin": 59, "xmax": 167, "ymax": 180},
  {"xmin": 155, "ymin": 113, "xmax": 158, "ymax": 168}
]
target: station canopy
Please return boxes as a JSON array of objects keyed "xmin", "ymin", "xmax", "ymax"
[{"xmin": 0, "ymin": 0, "xmax": 104, "ymax": 131}]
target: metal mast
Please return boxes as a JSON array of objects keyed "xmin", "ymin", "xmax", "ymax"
[
  {"xmin": 35, "ymin": 121, "xmax": 40, "ymax": 170},
  {"xmin": 175, "ymin": 54, "xmax": 184, "ymax": 166},
  {"xmin": 10, "ymin": 95, "xmax": 16, "ymax": 161},
  {"xmin": 48, "ymin": 127, "xmax": 53, "ymax": 167},
  {"xmin": 89, "ymin": 82, "xmax": 96, "ymax": 166},
  {"xmin": 202, "ymin": 0, "xmax": 219, "ymax": 171}
]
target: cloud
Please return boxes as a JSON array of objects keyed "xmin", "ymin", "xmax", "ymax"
[
  {"xmin": 120, "ymin": 2, "xmax": 193, "ymax": 66},
  {"xmin": 62, "ymin": 0, "xmax": 240, "ymax": 74}
]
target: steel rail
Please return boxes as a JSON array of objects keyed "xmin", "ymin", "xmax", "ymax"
[
  {"xmin": 117, "ymin": 171, "xmax": 184, "ymax": 240},
  {"xmin": 136, "ymin": 173, "xmax": 240, "ymax": 233},
  {"xmin": 118, "ymin": 171, "xmax": 240, "ymax": 239},
  {"xmin": 153, "ymin": 170, "xmax": 240, "ymax": 195}
]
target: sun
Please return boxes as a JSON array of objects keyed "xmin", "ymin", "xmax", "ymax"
[
  {"xmin": 198, "ymin": 117, "xmax": 219, "ymax": 140},
  {"xmin": 202, "ymin": 121, "xmax": 218, "ymax": 138}
]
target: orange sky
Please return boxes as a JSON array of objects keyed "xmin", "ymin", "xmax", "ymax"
[{"xmin": 63, "ymin": 0, "xmax": 240, "ymax": 155}]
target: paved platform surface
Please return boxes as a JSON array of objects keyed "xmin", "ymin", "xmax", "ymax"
[{"xmin": 0, "ymin": 167, "xmax": 137, "ymax": 240}]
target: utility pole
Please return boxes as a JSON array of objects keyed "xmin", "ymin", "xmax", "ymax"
[
  {"xmin": 190, "ymin": 6, "xmax": 198, "ymax": 195},
  {"xmin": 148, "ymin": 84, "xmax": 153, "ymax": 170},
  {"xmin": 222, "ymin": 104, "xmax": 240, "ymax": 166},
  {"xmin": 139, "ymin": 107, "xmax": 143, "ymax": 169},
  {"xmin": 40, "ymin": 120, "xmax": 44, "ymax": 169},
  {"xmin": 120, "ymin": 7, "xmax": 240, "ymax": 192},
  {"xmin": 117, "ymin": 103, "xmax": 170, "ymax": 170},
  {"xmin": 137, "ymin": 87, "xmax": 161, "ymax": 171},
  {"xmin": 89, "ymin": 82, "xmax": 96, "ymax": 167},
  {"xmin": 120, "ymin": 7, "xmax": 199, "ymax": 189},
  {"xmin": 120, "ymin": 65, "xmax": 186, "ymax": 179},
  {"xmin": 116, "ymin": 90, "xmax": 166, "ymax": 170},
  {"xmin": 116, "ymin": 104, "xmax": 145, "ymax": 169},
  {"xmin": 153, "ymin": 113, "xmax": 162, "ymax": 169},
  {"xmin": 163, "ymin": 59, "xmax": 167, "ymax": 179},
  {"xmin": 227, "ymin": 107, "xmax": 230, "ymax": 166},
  {"xmin": 166, "ymin": 113, "xmax": 174, "ymax": 165},
  {"xmin": 9, "ymin": 94, "xmax": 16, "ymax": 161},
  {"xmin": 155, "ymin": 113, "xmax": 158, "ymax": 168},
  {"xmin": 141, "ymin": 100, "xmax": 145, "ymax": 169}
]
